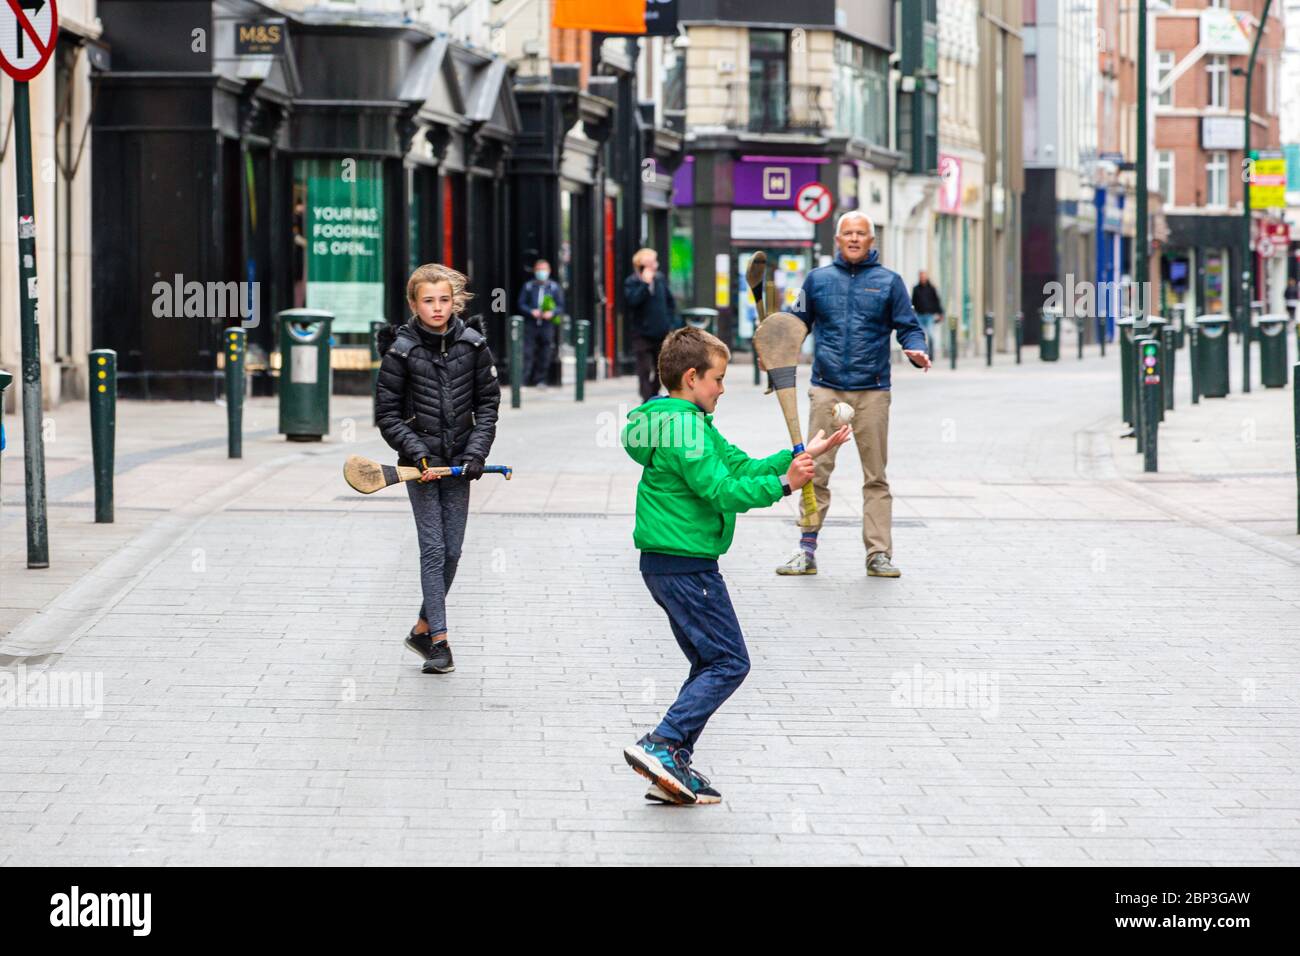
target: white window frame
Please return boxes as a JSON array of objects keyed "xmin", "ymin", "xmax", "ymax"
[
  {"xmin": 1156, "ymin": 150, "xmax": 1175, "ymax": 203},
  {"xmin": 1207, "ymin": 55, "xmax": 1228, "ymax": 110},
  {"xmin": 1155, "ymin": 51, "xmax": 1174, "ymax": 107},
  {"xmin": 1206, "ymin": 150, "xmax": 1228, "ymax": 207}
]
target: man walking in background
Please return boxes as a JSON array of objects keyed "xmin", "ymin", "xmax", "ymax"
[
  {"xmin": 624, "ymin": 247, "xmax": 678, "ymax": 401},
  {"xmin": 911, "ymin": 270, "xmax": 944, "ymax": 359}
]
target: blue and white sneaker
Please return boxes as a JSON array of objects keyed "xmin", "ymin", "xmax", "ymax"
[
  {"xmin": 623, "ymin": 734, "xmax": 696, "ymax": 804},
  {"xmin": 644, "ymin": 761, "xmax": 722, "ymax": 805}
]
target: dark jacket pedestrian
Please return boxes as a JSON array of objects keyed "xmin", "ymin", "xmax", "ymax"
[
  {"xmin": 911, "ymin": 278, "xmax": 943, "ymax": 316},
  {"xmin": 625, "ymin": 248, "xmax": 679, "ymax": 401},
  {"xmin": 517, "ymin": 274, "xmax": 566, "ymax": 387},
  {"xmin": 375, "ymin": 264, "xmax": 500, "ymax": 667}
]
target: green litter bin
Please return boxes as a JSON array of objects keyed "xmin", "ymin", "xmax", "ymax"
[
  {"xmin": 682, "ymin": 308, "xmax": 719, "ymax": 335},
  {"xmin": 278, "ymin": 309, "xmax": 333, "ymax": 441},
  {"xmin": 1040, "ymin": 308, "xmax": 1061, "ymax": 362},
  {"xmin": 1192, "ymin": 314, "xmax": 1230, "ymax": 398},
  {"xmin": 1256, "ymin": 313, "xmax": 1290, "ymax": 388}
]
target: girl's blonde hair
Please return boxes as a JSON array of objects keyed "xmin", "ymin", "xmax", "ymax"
[{"xmin": 406, "ymin": 263, "xmax": 474, "ymax": 315}]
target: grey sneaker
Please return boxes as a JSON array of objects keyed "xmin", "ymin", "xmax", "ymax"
[
  {"xmin": 867, "ymin": 553, "xmax": 901, "ymax": 578},
  {"xmin": 775, "ymin": 549, "xmax": 817, "ymax": 575}
]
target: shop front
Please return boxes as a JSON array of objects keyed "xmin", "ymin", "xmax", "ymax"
[{"xmin": 91, "ymin": 1, "xmax": 517, "ymax": 398}]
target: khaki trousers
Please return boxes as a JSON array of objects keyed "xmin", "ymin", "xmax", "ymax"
[{"xmin": 806, "ymin": 386, "xmax": 892, "ymax": 558}]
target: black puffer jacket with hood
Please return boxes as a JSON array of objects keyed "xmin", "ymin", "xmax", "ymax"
[{"xmin": 375, "ymin": 316, "xmax": 500, "ymax": 469}]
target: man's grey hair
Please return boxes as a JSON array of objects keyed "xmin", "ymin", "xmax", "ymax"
[{"xmin": 835, "ymin": 211, "xmax": 875, "ymax": 237}]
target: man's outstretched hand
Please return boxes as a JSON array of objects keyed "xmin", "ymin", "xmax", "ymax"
[
  {"xmin": 805, "ymin": 425, "xmax": 852, "ymax": 458},
  {"xmin": 904, "ymin": 349, "xmax": 932, "ymax": 371}
]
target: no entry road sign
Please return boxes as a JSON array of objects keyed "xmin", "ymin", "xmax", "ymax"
[
  {"xmin": 795, "ymin": 182, "xmax": 832, "ymax": 224},
  {"xmin": 0, "ymin": 0, "xmax": 58, "ymax": 82}
]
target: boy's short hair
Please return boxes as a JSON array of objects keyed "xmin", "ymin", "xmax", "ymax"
[{"xmin": 659, "ymin": 326, "xmax": 731, "ymax": 391}]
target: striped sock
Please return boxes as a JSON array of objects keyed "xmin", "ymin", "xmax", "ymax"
[{"xmin": 800, "ymin": 531, "xmax": 819, "ymax": 554}]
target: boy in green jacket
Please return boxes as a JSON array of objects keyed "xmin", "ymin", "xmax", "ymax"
[{"xmin": 620, "ymin": 326, "xmax": 850, "ymax": 804}]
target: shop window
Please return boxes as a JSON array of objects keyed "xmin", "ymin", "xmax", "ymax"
[{"xmin": 294, "ymin": 157, "xmax": 386, "ymax": 334}]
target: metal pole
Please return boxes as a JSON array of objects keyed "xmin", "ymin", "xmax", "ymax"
[
  {"xmin": 1189, "ymin": 325, "xmax": 1200, "ymax": 405},
  {"xmin": 1135, "ymin": 0, "xmax": 1149, "ymax": 329},
  {"xmin": 575, "ymin": 319, "xmax": 590, "ymax": 402},
  {"xmin": 1134, "ymin": 336, "xmax": 1149, "ymax": 455},
  {"xmin": 89, "ymin": 349, "xmax": 116, "ymax": 523},
  {"xmin": 1015, "ymin": 312, "xmax": 1023, "ymax": 364},
  {"xmin": 369, "ymin": 320, "xmax": 384, "ymax": 426},
  {"xmin": 1162, "ymin": 325, "xmax": 1175, "ymax": 412},
  {"xmin": 949, "ymin": 315, "xmax": 958, "ymax": 371},
  {"xmin": 1142, "ymin": 337, "xmax": 1160, "ymax": 473},
  {"xmin": 1077, "ymin": 316, "xmax": 1084, "ymax": 360},
  {"xmin": 1241, "ymin": 0, "xmax": 1273, "ymax": 396},
  {"xmin": 510, "ymin": 315, "xmax": 523, "ymax": 409},
  {"xmin": 225, "ymin": 328, "xmax": 246, "ymax": 458},
  {"xmin": 984, "ymin": 311, "xmax": 993, "ymax": 367},
  {"xmin": 15, "ymin": 82, "xmax": 49, "ymax": 568}
]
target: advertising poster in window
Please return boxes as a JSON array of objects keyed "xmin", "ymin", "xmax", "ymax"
[{"xmin": 299, "ymin": 158, "xmax": 385, "ymax": 333}]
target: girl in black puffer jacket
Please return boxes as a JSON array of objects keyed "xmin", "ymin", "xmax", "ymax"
[{"xmin": 375, "ymin": 264, "xmax": 501, "ymax": 673}]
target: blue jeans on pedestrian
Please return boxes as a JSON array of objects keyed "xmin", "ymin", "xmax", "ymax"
[
  {"xmin": 917, "ymin": 314, "xmax": 939, "ymax": 356},
  {"xmin": 642, "ymin": 569, "xmax": 751, "ymax": 754}
]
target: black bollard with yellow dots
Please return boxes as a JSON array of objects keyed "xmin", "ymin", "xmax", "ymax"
[
  {"xmin": 89, "ymin": 349, "xmax": 116, "ymax": 523},
  {"xmin": 225, "ymin": 328, "xmax": 246, "ymax": 458}
]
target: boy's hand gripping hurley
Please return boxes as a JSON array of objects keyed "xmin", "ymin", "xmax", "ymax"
[
  {"xmin": 344, "ymin": 455, "xmax": 513, "ymax": 494},
  {"xmin": 752, "ymin": 311, "xmax": 818, "ymax": 529}
]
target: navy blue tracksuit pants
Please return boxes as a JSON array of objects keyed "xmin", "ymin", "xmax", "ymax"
[{"xmin": 642, "ymin": 568, "xmax": 751, "ymax": 754}]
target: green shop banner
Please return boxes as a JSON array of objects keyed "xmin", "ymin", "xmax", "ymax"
[{"xmin": 299, "ymin": 158, "xmax": 385, "ymax": 333}]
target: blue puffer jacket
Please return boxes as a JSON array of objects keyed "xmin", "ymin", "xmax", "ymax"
[{"xmin": 789, "ymin": 250, "xmax": 927, "ymax": 391}]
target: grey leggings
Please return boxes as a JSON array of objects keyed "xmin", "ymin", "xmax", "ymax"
[{"xmin": 406, "ymin": 476, "xmax": 471, "ymax": 635}]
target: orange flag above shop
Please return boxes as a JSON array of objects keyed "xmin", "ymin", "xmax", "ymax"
[{"xmin": 552, "ymin": 0, "xmax": 646, "ymax": 33}]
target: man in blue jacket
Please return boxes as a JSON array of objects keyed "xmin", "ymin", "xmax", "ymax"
[
  {"xmin": 776, "ymin": 211, "xmax": 931, "ymax": 578},
  {"xmin": 517, "ymin": 258, "xmax": 566, "ymax": 388}
]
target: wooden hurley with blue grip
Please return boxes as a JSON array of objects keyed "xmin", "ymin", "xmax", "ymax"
[
  {"xmin": 344, "ymin": 455, "xmax": 512, "ymax": 494},
  {"xmin": 751, "ymin": 311, "xmax": 819, "ymax": 529}
]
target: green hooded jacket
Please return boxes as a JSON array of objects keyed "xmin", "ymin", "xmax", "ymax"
[{"xmin": 621, "ymin": 397, "xmax": 794, "ymax": 559}]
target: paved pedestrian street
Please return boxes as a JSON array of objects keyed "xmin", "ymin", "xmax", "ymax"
[{"xmin": 2, "ymin": 343, "xmax": 1298, "ymax": 865}]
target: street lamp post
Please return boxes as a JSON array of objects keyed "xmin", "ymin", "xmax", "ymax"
[
  {"xmin": 1240, "ymin": 0, "xmax": 1274, "ymax": 395},
  {"xmin": 1135, "ymin": 0, "xmax": 1148, "ymax": 323}
]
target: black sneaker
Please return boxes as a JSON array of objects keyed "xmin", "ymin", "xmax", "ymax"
[
  {"xmin": 623, "ymin": 734, "xmax": 696, "ymax": 804},
  {"xmin": 644, "ymin": 763, "xmax": 722, "ymax": 805},
  {"xmin": 422, "ymin": 639, "xmax": 455, "ymax": 674},
  {"xmin": 405, "ymin": 629, "xmax": 455, "ymax": 674}
]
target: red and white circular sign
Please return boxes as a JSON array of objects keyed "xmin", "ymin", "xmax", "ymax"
[
  {"xmin": 795, "ymin": 182, "xmax": 833, "ymax": 224},
  {"xmin": 0, "ymin": 0, "xmax": 58, "ymax": 82}
]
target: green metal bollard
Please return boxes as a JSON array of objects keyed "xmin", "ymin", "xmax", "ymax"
[
  {"xmin": 1133, "ymin": 335, "xmax": 1150, "ymax": 454},
  {"xmin": 1189, "ymin": 326, "xmax": 1200, "ymax": 405},
  {"xmin": 510, "ymin": 315, "xmax": 523, "ymax": 409},
  {"xmin": 225, "ymin": 328, "xmax": 246, "ymax": 458},
  {"xmin": 1117, "ymin": 317, "xmax": 1136, "ymax": 425},
  {"xmin": 1077, "ymin": 316, "xmax": 1084, "ymax": 360},
  {"xmin": 1140, "ymin": 337, "xmax": 1160, "ymax": 473},
  {"xmin": 753, "ymin": 345, "xmax": 760, "ymax": 386},
  {"xmin": 1014, "ymin": 312, "xmax": 1023, "ymax": 364},
  {"xmin": 575, "ymin": 320, "xmax": 590, "ymax": 403},
  {"xmin": 1161, "ymin": 325, "xmax": 1175, "ymax": 412},
  {"xmin": 370, "ymin": 321, "xmax": 385, "ymax": 425},
  {"xmin": 984, "ymin": 312, "xmax": 994, "ymax": 366},
  {"xmin": 89, "ymin": 349, "xmax": 117, "ymax": 523},
  {"xmin": 948, "ymin": 315, "xmax": 958, "ymax": 371}
]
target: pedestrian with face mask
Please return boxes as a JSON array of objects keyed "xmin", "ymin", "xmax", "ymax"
[{"xmin": 517, "ymin": 258, "xmax": 566, "ymax": 389}]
